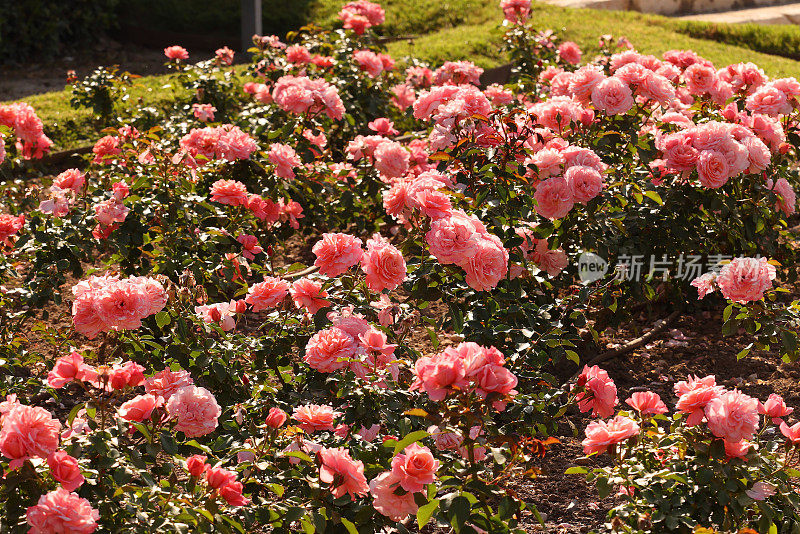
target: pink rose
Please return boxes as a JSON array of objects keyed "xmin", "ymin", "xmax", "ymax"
[
  {"xmin": 582, "ymin": 416, "xmax": 640, "ymax": 455},
  {"xmin": 52, "ymin": 169, "xmax": 85, "ymax": 194},
  {"xmin": 746, "ymin": 481, "xmax": 777, "ymax": 501},
  {"xmin": 691, "ymin": 272, "xmax": 717, "ymax": 300},
  {"xmin": 164, "ymin": 46, "xmax": 188, "ymax": 60},
  {"xmin": 246, "ymin": 277, "xmax": 289, "ymax": 312},
  {"xmin": 780, "ymin": 421, "xmax": 800, "ymax": 444},
  {"xmin": 717, "ymin": 257, "xmax": 776, "ymax": 303},
  {"xmin": 565, "ymin": 165, "xmax": 604, "ymax": 203},
  {"xmin": 47, "ymin": 451, "xmax": 85, "ymax": 491},
  {"xmin": 426, "ymin": 210, "xmax": 483, "ymax": 265},
  {"xmin": 286, "ymin": 45, "xmax": 311, "ymax": 64},
  {"xmin": 26, "ymin": 488, "xmax": 99, "ymax": 534},
  {"xmin": 266, "ymin": 407, "xmax": 288, "ymax": 429},
  {"xmin": 390, "ymin": 443, "xmax": 439, "ymax": 493},
  {"xmin": 318, "ymin": 447, "xmax": 369, "ymax": 500},
  {"xmin": 461, "ymin": 234, "xmax": 509, "ymax": 292},
  {"xmin": 166, "ymin": 386, "xmax": 221, "ymax": 437},
  {"xmin": 370, "ymin": 471, "xmax": 419, "ymax": 521},
  {"xmin": 268, "ymin": 143, "xmax": 301, "ymax": 180},
  {"xmin": 312, "ymin": 233, "xmax": 364, "ymax": 277},
  {"xmin": 625, "ymin": 391, "xmax": 667, "ymax": 415},
  {"xmin": 410, "ymin": 352, "xmax": 467, "ymax": 401},
  {"xmin": 47, "ymin": 352, "xmax": 96, "ymax": 388},
  {"xmin": 292, "ymin": 404, "xmax": 341, "ymax": 432},
  {"xmin": 185, "ymin": 454, "xmax": 208, "ymax": 477},
  {"xmin": 675, "ymin": 375, "xmax": 723, "ymax": 426},
  {"xmin": 0, "ymin": 405, "xmax": 61, "ymax": 469},
  {"xmin": 144, "ymin": 368, "xmax": 193, "ymax": 401},
  {"xmin": 759, "ymin": 393, "xmax": 793, "ymax": 424},
  {"xmin": 209, "ymin": 179, "xmax": 248, "ymax": 206},
  {"xmin": 591, "ymin": 77, "xmax": 634, "ymax": 115},
  {"xmin": 304, "ymin": 327, "xmax": 357, "ymax": 372},
  {"xmin": 574, "ymin": 365, "xmax": 618, "ymax": 418},
  {"xmin": 360, "ymin": 234, "xmax": 407, "ymax": 292},
  {"xmin": 534, "ymin": 177, "xmax": 574, "ymax": 219},
  {"xmin": 705, "ymin": 390, "xmax": 760, "ymax": 443},
  {"xmin": 119, "ymin": 394, "xmax": 162, "ymax": 422},
  {"xmin": 696, "ymin": 150, "xmax": 730, "ymax": 189},
  {"xmin": 558, "ymin": 41, "xmax": 582, "ymax": 65}
]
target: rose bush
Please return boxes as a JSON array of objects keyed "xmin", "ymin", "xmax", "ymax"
[{"xmin": 0, "ymin": 0, "xmax": 799, "ymax": 532}]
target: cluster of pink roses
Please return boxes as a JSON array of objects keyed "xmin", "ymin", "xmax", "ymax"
[
  {"xmin": 208, "ymin": 179, "xmax": 304, "ymax": 228},
  {"xmin": 338, "ymin": 0, "xmax": 384, "ymax": 34},
  {"xmin": 500, "ymin": 0, "xmax": 531, "ymax": 24},
  {"xmin": 0, "ymin": 212, "xmax": 25, "ymax": 249},
  {"xmin": 312, "ymin": 232, "xmax": 407, "ymax": 292},
  {"xmin": 691, "ymin": 256, "xmax": 777, "ymax": 303},
  {"xmin": 353, "ymin": 49, "xmax": 394, "ymax": 78},
  {"xmin": 178, "ymin": 124, "xmax": 258, "ymax": 164},
  {"xmin": 71, "ymin": 275, "xmax": 167, "ymax": 338},
  {"xmin": 0, "ymin": 102, "xmax": 52, "ymax": 160},
  {"xmin": 271, "ymin": 75, "xmax": 345, "ymax": 120},
  {"xmin": 411, "ymin": 342, "xmax": 518, "ymax": 409},
  {"xmin": 47, "ymin": 351, "xmax": 144, "ymax": 392},
  {"xmin": 185, "ymin": 455, "xmax": 248, "ymax": 506},
  {"xmin": 413, "ymin": 84, "xmax": 492, "ymax": 150},
  {"xmin": 38, "ymin": 168, "xmax": 86, "ymax": 218},
  {"xmin": 305, "ymin": 308, "xmax": 400, "ymax": 381}
]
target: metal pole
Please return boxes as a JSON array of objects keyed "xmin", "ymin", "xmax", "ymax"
[{"xmin": 241, "ymin": 0, "xmax": 262, "ymax": 52}]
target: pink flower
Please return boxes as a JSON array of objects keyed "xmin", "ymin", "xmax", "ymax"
[
  {"xmin": 111, "ymin": 181, "xmax": 129, "ymax": 200},
  {"xmin": 144, "ymin": 368, "xmax": 193, "ymax": 401},
  {"xmin": 47, "ymin": 451, "xmax": 85, "ymax": 491},
  {"xmin": 290, "ymin": 278, "xmax": 330, "ymax": 314},
  {"xmin": 286, "ymin": 45, "xmax": 311, "ymax": 64},
  {"xmin": 210, "ymin": 179, "xmax": 248, "ymax": 206},
  {"xmin": 582, "ymin": 416, "xmax": 640, "ymax": 455},
  {"xmin": 192, "ymin": 103, "xmax": 216, "ymax": 122},
  {"xmin": 691, "ymin": 272, "xmax": 717, "ymax": 300},
  {"xmin": 575, "ymin": 365, "xmax": 618, "ymax": 418},
  {"xmin": 591, "ymin": 77, "xmax": 634, "ymax": 115},
  {"xmin": 391, "ymin": 83, "xmax": 416, "ymax": 110},
  {"xmin": 374, "ymin": 140, "xmax": 409, "ymax": 179},
  {"xmin": 769, "ymin": 177, "xmax": 796, "ymax": 216},
  {"xmin": 304, "ymin": 327, "xmax": 357, "ymax": 372},
  {"xmin": 268, "ymin": 143, "xmax": 301, "ymax": 179},
  {"xmin": 558, "ymin": 41, "xmax": 582, "ymax": 65},
  {"xmin": 368, "ymin": 118, "xmax": 399, "ymax": 136},
  {"xmin": 52, "ymin": 169, "xmax": 85, "ymax": 194},
  {"xmin": 432, "ymin": 61, "xmax": 484, "ymax": 86},
  {"xmin": 26, "ymin": 488, "xmax": 99, "ymax": 534},
  {"xmin": 410, "ymin": 352, "xmax": 468, "ymax": 401},
  {"xmin": 675, "ymin": 375, "xmax": 723, "ymax": 426},
  {"xmin": 534, "ymin": 177, "xmax": 574, "ymax": 219},
  {"xmin": 166, "ymin": 385, "xmax": 221, "ymax": 437},
  {"xmin": 390, "ymin": 443, "xmax": 439, "ymax": 493},
  {"xmin": 746, "ymin": 86, "xmax": 791, "ymax": 116},
  {"xmin": 266, "ymin": 407, "xmax": 288, "ymax": 429},
  {"xmin": 461, "ymin": 234, "xmax": 509, "ymax": 292},
  {"xmin": 318, "ymin": 447, "xmax": 369, "ymax": 500},
  {"xmin": 185, "ymin": 454, "xmax": 208, "ymax": 477},
  {"xmin": 93, "ymin": 199, "xmax": 128, "ymax": 226},
  {"xmin": 746, "ymin": 481, "xmax": 777, "ymax": 501},
  {"xmin": 164, "ymin": 46, "xmax": 189, "ymax": 60},
  {"xmin": 357, "ymin": 424, "xmax": 381, "ymax": 442},
  {"xmin": 426, "ymin": 210, "xmax": 483, "ymax": 265},
  {"xmin": 717, "ymin": 257, "xmax": 776, "ymax": 303},
  {"xmin": 293, "ymin": 404, "xmax": 341, "ymax": 432},
  {"xmin": 107, "ymin": 361, "xmax": 145, "ymax": 390},
  {"xmin": 565, "ymin": 165, "xmax": 604, "ymax": 203},
  {"xmin": 360, "ymin": 234, "xmax": 407, "ymax": 292},
  {"xmin": 725, "ymin": 439, "xmax": 752, "ymax": 459},
  {"xmin": 195, "ymin": 301, "xmax": 239, "ymax": 332},
  {"xmin": 370, "ymin": 471, "xmax": 419, "ymax": 521},
  {"xmin": 246, "ymin": 277, "xmax": 289, "ymax": 312},
  {"xmin": 625, "ymin": 392, "xmax": 667, "ymax": 415},
  {"xmin": 759, "ymin": 394, "xmax": 793, "ymax": 424},
  {"xmin": 236, "ymin": 234, "xmax": 263, "ymax": 260},
  {"xmin": 47, "ymin": 352, "xmax": 96, "ymax": 388},
  {"xmin": 500, "ymin": 0, "xmax": 531, "ymax": 23},
  {"xmin": 215, "ymin": 46, "xmax": 234, "ymax": 65},
  {"xmin": 705, "ymin": 390, "xmax": 760, "ymax": 443},
  {"xmin": 0, "ymin": 405, "xmax": 61, "ymax": 469},
  {"xmin": 312, "ymin": 233, "xmax": 364, "ymax": 277},
  {"xmin": 684, "ymin": 63, "xmax": 717, "ymax": 94},
  {"xmin": 696, "ymin": 150, "xmax": 730, "ymax": 189},
  {"xmin": 354, "ymin": 50, "xmax": 384, "ymax": 78},
  {"xmin": 780, "ymin": 421, "xmax": 800, "ymax": 444},
  {"xmin": 119, "ymin": 394, "xmax": 162, "ymax": 422}
]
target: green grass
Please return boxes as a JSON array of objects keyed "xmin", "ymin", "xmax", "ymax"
[{"xmin": 12, "ymin": 0, "xmax": 800, "ymax": 151}]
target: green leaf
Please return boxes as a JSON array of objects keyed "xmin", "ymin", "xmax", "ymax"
[
  {"xmin": 644, "ymin": 190, "xmax": 663, "ymax": 205},
  {"xmin": 448, "ymin": 496, "xmax": 470, "ymax": 531},
  {"xmin": 340, "ymin": 518, "xmax": 358, "ymax": 534},
  {"xmin": 417, "ymin": 499, "xmax": 439, "ymax": 529},
  {"xmin": 284, "ymin": 451, "xmax": 314, "ymax": 463},
  {"xmin": 564, "ymin": 350, "xmax": 580, "ymax": 365},
  {"xmin": 394, "ymin": 430, "xmax": 430, "ymax": 455},
  {"xmin": 155, "ymin": 311, "xmax": 171, "ymax": 328},
  {"xmin": 564, "ymin": 466, "xmax": 587, "ymax": 474}
]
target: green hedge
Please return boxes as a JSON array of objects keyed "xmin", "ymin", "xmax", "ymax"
[
  {"xmin": 668, "ymin": 20, "xmax": 800, "ymax": 62},
  {"xmin": 0, "ymin": 0, "xmax": 119, "ymax": 64}
]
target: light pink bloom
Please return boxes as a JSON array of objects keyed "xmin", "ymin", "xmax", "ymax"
[
  {"xmin": 565, "ymin": 165, "xmax": 604, "ymax": 203},
  {"xmin": 759, "ymin": 394, "xmax": 793, "ymax": 424},
  {"xmin": 390, "ymin": 443, "xmax": 439, "ymax": 493},
  {"xmin": 374, "ymin": 140, "xmax": 409, "ymax": 179},
  {"xmin": 118, "ymin": 394, "xmax": 162, "ymax": 422},
  {"xmin": 166, "ymin": 385, "xmax": 221, "ymax": 437},
  {"xmin": 534, "ymin": 177, "xmax": 574, "ymax": 219},
  {"xmin": 266, "ymin": 407, "xmax": 288, "ymax": 429},
  {"xmin": 582, "ymin": 416, "xmax": 640, "ymax": 455},
  {"xmin": 0, "ymin": 405, "xmax": 61, "ymax": 469},
  {"xmin": 292, "ymin": 404, "xmax": 341, "ymax": 432},
  {"xmin": 47, "ymin": 451, "xmax": 85, "ymax": 491},
  {"xmin": 575, "ymin": 365, "xmax": 618, "ymax": 418},
  {"xmin": 246, "ymin": 277, "xmax": 289, "ymax": 312},
  {"xmin": 26, "ymin": 488, "xmax": 99, "ymax": 534},
  {"xmin": 192, "ymin": 103, "xmax": 216, "ymax": 122},
  {"xmin": 210, "ymin": 179, "xmax": 248, "ymax": 206},
  {"xmin": 145, "ymin": 368, "xmax": 193, "ymax": 401},
  {"xmin": 625, "ymin": 392, "xmax": 667, "ymax": 415},
  {"xmin": 705, "ymin": 390, "xmax": 760, "ymax": 443},
  {"xmin": 360, "ymin": 234, "xmax": 407, "ymax": 292},
  {"xmin": 746, "ymin": 481, "xmax": 777, "ymax": 501},
  {"xmin": 717, "ymin": 257, "xmax": 776, "ymax": 303},
  {"xmin": 558, "ymin": 41, "xmax": 582, "ymax": 65},
  {"xmin": 461, "ymin": 234, "xmax": 509, "ymax": 292},
  {"xmin": 312, "ymin": 233, "xmax": 364, "ymax": 277},
  {"xmin": 319, "ymin": 447, "xmax": 369, "ymax": 500},
  {"xmin": 675, "ymin": 375, "xmax": 723, "ymax": 426},
  {"xmin": 370, "ymin": 471, "xmax": 419, "ymax": 521},
  {"xmin": 304, "ymin": 327, "xmax": 357, "ymax": 372},
  {"xmin": 268, "ymin": 143, "xmax": 301, "ymax": 179},
  {"xmin": 780, "ymin": 421, "xmax": 800, "ymax": 443},
  {"xmin": 164, "ymin": 46, "xmax": 188, "ymax": 60},
  {"xmin": 52, "ymin": 169, "xmax": 85, "ymax": 194},
  {"xmin": 691, "ymin": 272, "xmax": 717, "ymax": 300},
  {"xmin": 290, "ymin": 278, "xmax": 331, "ymax": 314},
  {"xmin": 591, "ymin": 77, "xmax": 634, "ymax": 115}
]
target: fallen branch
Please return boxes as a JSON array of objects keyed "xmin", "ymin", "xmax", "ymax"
[
  {"xmin": 282, "ymin": 265, "xmax": 319, "ymax": 279},
  {"xmin": 571, "ymin": 310, "xmax": 681, "ymax": 379}
]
